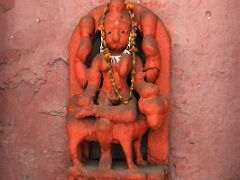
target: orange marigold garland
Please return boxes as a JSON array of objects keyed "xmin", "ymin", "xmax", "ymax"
[{"xmin": 99, "ymin": 3, "xmax": 137, "ymax": 105}]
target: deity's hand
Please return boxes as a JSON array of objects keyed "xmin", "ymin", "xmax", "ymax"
[
  {"xmin": 108, "ymin": 92, "xmax": 119, "ymax": 105},
  {"xmin": 139, "ymin": 95, "xmax": 168, "ymax": 129},
  {"xmin": 138, "ymin": 82, "xmax": 168, "ymax": 129},
  {"xmin": 140, "ymin": 83, "xmax": 159, "ymax": 98},
  {"xmin": 77, "ymin": 95, "xmax": 93, "ymax": 107},
  {"xmin": 145, "ymin": 68, "xmax": 159, "ymax": 83}
]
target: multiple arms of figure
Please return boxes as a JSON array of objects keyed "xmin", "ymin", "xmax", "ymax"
[
  {"xmin": 74, "ymin": 5, "xmax": 161, "ymax": 90},
  {"xmin": 73, "ymin": 4, "xmax": 167, "ymax": 125}
]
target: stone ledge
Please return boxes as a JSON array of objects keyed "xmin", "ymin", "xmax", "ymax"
[{"xmin": 69, "ymin": 161, "xmax": 168, "ymax": 180}]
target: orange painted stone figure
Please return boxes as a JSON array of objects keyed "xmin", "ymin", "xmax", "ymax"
[{"xmin": 66, "ymin": 0, "xmax": 170, "ymax": 179}]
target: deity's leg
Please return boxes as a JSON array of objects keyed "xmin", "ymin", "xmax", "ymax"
[
  {"xmin": 68, "ymin": 137, "xmax": 85, "ymax": 177},
  {"xmin": 66, "ymin": 119, "xmax": 86, "ymax": 178},
  {"xmin": 120, "ymin": 137, "xmax": 138, "ymax": 170},
  {"xmin": 134, "ymin": 139, "xmax": 147, "ymax": 165},
  {"xmin": 80, "ymin": 141, "xmax": 89, "ymax": 161},
  {"xmin": 95, "ymin": 96, "xmax": 138, "ymax": 123},
  {"xmin": 96, "ymin": 118, "xmax": 113, "ymax": 169}
]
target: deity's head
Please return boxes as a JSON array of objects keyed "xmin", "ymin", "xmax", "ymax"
[
  {"xmin": 109, "ymin": 0, "xmax": 125, "ymax": 12},
  {"xmin": 104, "ymin": 0, "xmax": 131, "ymax": 53}
]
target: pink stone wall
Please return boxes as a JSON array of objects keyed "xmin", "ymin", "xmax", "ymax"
[{"xmin": 0, "ymin": 0, "xmax": 239, "ymax": 179}]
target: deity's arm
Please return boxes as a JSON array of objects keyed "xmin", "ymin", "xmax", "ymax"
[
  {"xmin": 77, "ymin": 55, "xmax": 102, "ymax": 107},
  {"xmin": 142, "ymin": 34, "xmax": 161, "ymax": 83},
  {"xmin": 134, "ymin": 57, "xmax": 160, "ymax": 98},
  {"xmin": 74, "ymin": 15, "xmax": 95, "ymax": 88},
  {"xmin": 133, "ymin": 5, "xmax": 161, "ymax": 83}
]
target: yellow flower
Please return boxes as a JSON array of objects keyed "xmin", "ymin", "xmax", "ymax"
[
  {"xmin": 130, "ymin": 33, "xmax": 137, "ymax": 38},
  {"xmin": 126, "ymin": 3, "xmax": 134, "ymax": 10},
  {"xmin": 104, "ymin": 7, "xmax": 109, "ymax": 13},
  {"xmin": 104, "ymin": 53, "xmax": 112, "ymax": 60},
  {"xmin": 103, "ymin": 48, "xmax": 109, "ymax": 53},
  {"xmin": 130, "ymin": 46, "xmax": 137, "ymax": 52},
  {"xmin": 98, "ymin": 25, "xmax": 104, "ymax": 31}
]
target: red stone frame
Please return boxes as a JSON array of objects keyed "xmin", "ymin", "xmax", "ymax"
[{"xmin": 146, "ymin": 14, "xmax": 171, "ymax": 164}]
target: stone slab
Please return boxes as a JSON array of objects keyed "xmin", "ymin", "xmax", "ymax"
[{"xmin": 69, "ymin": 161, "xmax": 168, "ymax": 180}]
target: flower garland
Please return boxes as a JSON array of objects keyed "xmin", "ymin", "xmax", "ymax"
[{"xmin": 98, "ymin": 3, "xmax": 137, "ymax": 105}]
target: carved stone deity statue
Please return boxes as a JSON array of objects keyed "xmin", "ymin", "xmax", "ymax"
[{"xmin": 66, "ymin": 0, "xmax": 170, "ymax": 179}]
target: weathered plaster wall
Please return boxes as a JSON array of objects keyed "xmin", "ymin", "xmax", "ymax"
[{"xmin": 0, "ymin": 0, "xmax": 239, "ymax": 179}]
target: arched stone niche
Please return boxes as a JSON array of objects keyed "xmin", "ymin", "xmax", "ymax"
[{"xmin": 66, "ymin": 0, "xmax": 170, "ymax": 179}]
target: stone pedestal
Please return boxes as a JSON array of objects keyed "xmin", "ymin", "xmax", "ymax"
[{"xmin": 68, "ymin": 161, "xmax": 168, "ymax": 180}]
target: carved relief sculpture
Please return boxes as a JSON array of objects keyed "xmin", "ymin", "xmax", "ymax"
[{"xmin": 66, "ymin": 0, "xmax": 170, "ymax": 179}]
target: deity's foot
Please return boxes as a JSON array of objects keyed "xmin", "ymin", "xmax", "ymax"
[
  {"xmin": 69, "ymin": 160, "xmax": 85, "ymax": 179},
  {"xmin": 136, "ymin": 159, "xmax": 148, "ymax": 166},
  {"xmin": 99, "ymin": 152, "xmax": 112, "ymax": 170},
  {"xmin": 128, "ymin": 163, "xmax": 138, "ymax": 171},
  {"xmin": 99, "ymin": 159, "xmax": 112, "ymax": 170}
]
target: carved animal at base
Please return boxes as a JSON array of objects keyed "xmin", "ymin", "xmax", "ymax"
[
  {"xmin": 66, "ymin": 82, "xmax": 169, "ymax": 178},
  {"xmin": 67, "ymin": 115, "xmax": 146, "ymax": 172}
]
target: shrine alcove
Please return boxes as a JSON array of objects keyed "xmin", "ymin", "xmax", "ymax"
[{"xmin": 0, "ymin": 0, "xmax": 239, "ymax": 180}]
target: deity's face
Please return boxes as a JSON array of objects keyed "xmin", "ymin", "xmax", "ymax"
[{"xmin": 104, "ymin": 11, "xmax": 131, "ymax": 53}]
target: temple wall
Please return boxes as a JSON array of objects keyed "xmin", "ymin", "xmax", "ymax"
[{"xmin": 0, "ymin": 0, "xmax": 239, "ymax": 179}]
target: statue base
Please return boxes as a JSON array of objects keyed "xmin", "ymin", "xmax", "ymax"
[{"xmin": 68, "ymin": 161, "xmax": 168, "ymax": 180}]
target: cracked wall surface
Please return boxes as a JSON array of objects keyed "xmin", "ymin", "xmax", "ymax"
[{"xmin": 0, "ymin": 0, "xmax": 240, "ymax": 179}]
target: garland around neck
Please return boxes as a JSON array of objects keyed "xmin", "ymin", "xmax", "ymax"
[{"xmin": 98, "ymin": 3, "xmax": 138, "ymax": 104}]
